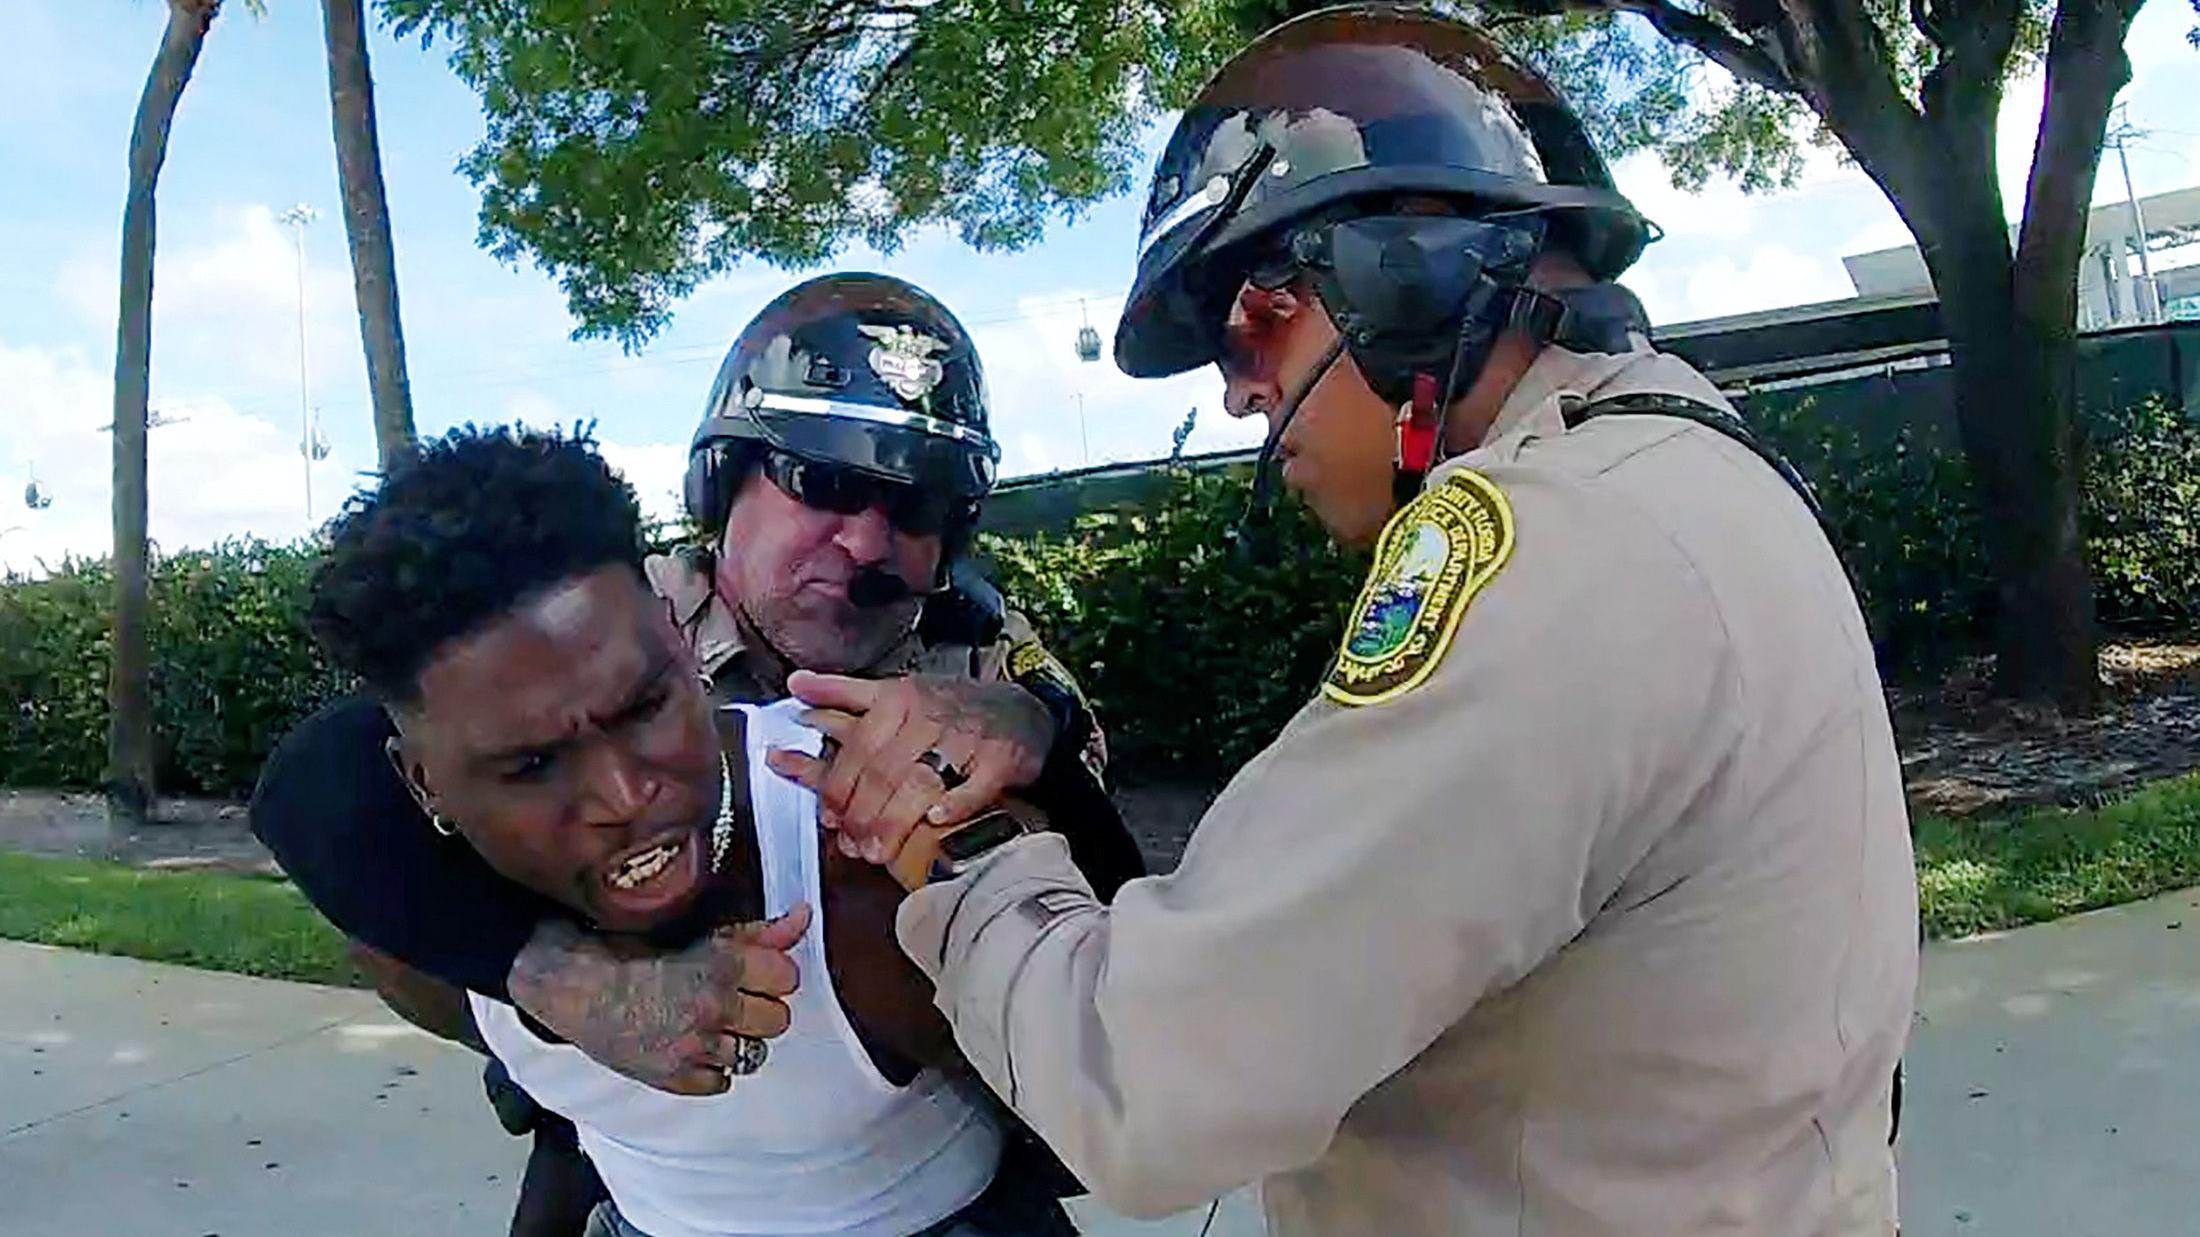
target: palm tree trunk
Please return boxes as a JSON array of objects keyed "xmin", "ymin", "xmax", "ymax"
[
  {"xmin": 108, "ymin": 0, "xmax": 218, "ymax": 834},
  {"xmin": 322, "ymin": 0, "xmax": 417, "ymax": 472}
]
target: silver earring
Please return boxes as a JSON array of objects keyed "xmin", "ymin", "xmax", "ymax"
[{"xmin": 384, "ymin": 739, "xmax": 454, "ymax": 837}]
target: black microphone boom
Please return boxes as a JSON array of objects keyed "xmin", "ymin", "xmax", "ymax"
[
  {"xmin": 1232, "ymin": 333, "xmax": 1349, "ymax": 565},
  {"xmin": 848, "ymin": 567, "xmax": 913, "ymax": 608}
]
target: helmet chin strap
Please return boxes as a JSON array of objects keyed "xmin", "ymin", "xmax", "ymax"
[
  {"xmin": 1232, "ymin": 265, "xmax": 1641, "ymax": 556},
  {"xmin": 1231, "ymin": 331, "xmax": 1349, "ymax": 564},
  {"xmin": 1390, "ymin": 283, "xmax": 1515, "ymax": 509},
  {"xmin": 1389, "ymin": 280, "xmax": 1614, "ymax": 505}
]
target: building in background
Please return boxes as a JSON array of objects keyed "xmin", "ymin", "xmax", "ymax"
[{"xmin": 1844, "ymin": 185, "xmax": 2200, "ymax": 329}]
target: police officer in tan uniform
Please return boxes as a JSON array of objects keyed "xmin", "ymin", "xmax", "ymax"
[
  {"xmin": 252, "ymin": 273, "xmax": 1141, "ymax": 1236},
  {"xmin": 773, "ymin": 9, "xmax": 1919, "ymax": 1234},
  {"xmin": 660, "ymin": 273, "xmax": 1117, "ymax": 811}
]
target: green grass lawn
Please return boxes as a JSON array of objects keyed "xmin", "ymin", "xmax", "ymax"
[
  {"xmin": 1914, "ymin": 772, "xmax": 2200, "ymax": 939},
  {"xmin": 0, "ymin": 851, "xmax": 360, "ymax": 986},
  {"xmin": 4, "ymin": 772, "xmax": 2200, "ymax": 984}
]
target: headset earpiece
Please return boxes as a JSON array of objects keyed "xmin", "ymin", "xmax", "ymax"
[{"xmin": 682, "ymin": 441, "xmax": 726, "ymax": 534}]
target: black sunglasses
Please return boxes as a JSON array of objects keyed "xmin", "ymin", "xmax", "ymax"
[{"xmin": 760, "ymin": 451, "xmax": 967, "ymax": 536}]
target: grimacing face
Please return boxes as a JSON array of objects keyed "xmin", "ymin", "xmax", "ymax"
[
  {"xmin": 393, "ymin": 565, "xmax": 723, "ymax": 935},
  {"xmin": 715, "ymin": 465, "xmax": 943, "ymax": 672}
]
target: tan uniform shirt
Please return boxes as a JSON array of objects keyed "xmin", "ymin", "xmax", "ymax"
[{"xmin": 897, "ymin": 341, "xmax": 1919, "ymax": 1234}]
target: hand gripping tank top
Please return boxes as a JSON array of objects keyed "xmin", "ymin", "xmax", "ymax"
[{"xmin": 472, "ymin": 699, "xmax": 1001, "ymax": 1237}]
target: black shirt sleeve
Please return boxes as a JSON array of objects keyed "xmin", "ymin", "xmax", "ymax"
[
  {"xmin": 248, "ymin": 696, "xmax": 562, "ymax": 1001},
  {"xmin": 1019, "ymin": 705, "xmax": 1148, "ymax": 901}
]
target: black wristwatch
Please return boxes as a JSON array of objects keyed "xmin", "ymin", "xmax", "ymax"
[{"xmin": 928, "ymin": 809, "xmax": 1030, "ymax": 884}]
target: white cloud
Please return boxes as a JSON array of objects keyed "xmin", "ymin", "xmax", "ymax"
[
  {"xmin": 1608, "ymin": 6, "xmax": 2196, "ymax": 325},
  {"xmin": 500, "ymin": 390, "xmax": 691, "ymax": 528},
  {"xmin": 2124, "ymin": 0, "xmax": 2195, "ymax": 78},
  {"xmin": 598, "ymin": 440, "xmax": 690, "ymax": 528},
  {"xmin": 0, "ymin": 345, "xmax": 704, "ymax": 580},
  {"xmin": 1010, "ymin": 433, "xmax": 1062, "ymax": 476},
  {"xmin": 1609, "ymin": 87, "xmax": 1860, "ymax": 249},
  {"xmin": 1839, "ymin": 217, "xmax": 1918, "ymax": 259},
  {"xmin": 55, "ymin": 203, "xmax": 368, "ymax": 424},
  {"xmin": 0, "ymin": 338, "xmax": 358, "ymax": 578},
  {"xmin": 1611, "ymin": 150, "xmax": 1760, "ymax": 244},
  {"xmin": 502, "ymin": 390, "xmax": 569, "ymax": 427},
  {"xmin": 1633, "ymin": 245, "xmax": 1858, "ymax": 325}
]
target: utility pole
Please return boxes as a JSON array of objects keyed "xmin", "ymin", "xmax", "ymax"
[
  {"xmin": 279, "ymin": 203, "xmax": 319, "ymax": 520},
  {"xmin": 2109, "ymin": 108, "xmax": 2157, "ymax": 323}
]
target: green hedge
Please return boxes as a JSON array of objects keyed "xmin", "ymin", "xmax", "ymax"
[
  {"xmin": 987, "ymin": 396, "xmax": 2200, "ymax": 781},
  {"xmin": 0, "ymin": 541, "xmax": 348, "ymax": 798},
  {"xmin": 1751, "ymin": 394, "xmax": 2200, "ymax": 668},
  {"xmin": 983, "ymin": 469, "xmax": 1369, "ymax": 781},
  {"xmin": 2, "ymin": 400, "xmax": 2195, "ymax": 794}
]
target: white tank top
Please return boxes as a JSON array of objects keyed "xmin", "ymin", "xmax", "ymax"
[{"xmin": 472, "ymin": 700, "xmax": 1001, "ymax": 1237}]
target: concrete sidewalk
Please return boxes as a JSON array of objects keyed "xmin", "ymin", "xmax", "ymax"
[
  {"xmin": 8, "ymin": 890, "xmax": 2200, "ymax": 1236},
  {"xmin": 0, "ymin": 940, "xmax": 1257, "ymax": 1236},
  {"xmin": 1895, "ymin": 886, "xmax": 2200, "ymax": 1236},
  {"xmin": 0, "ymin": 942, "xmax": 522, "ymax": 1236}
]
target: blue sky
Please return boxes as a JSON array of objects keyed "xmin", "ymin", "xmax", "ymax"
[{"xmin": 3, "ymin": 1, "xmax": 2197, "ymax": 575}]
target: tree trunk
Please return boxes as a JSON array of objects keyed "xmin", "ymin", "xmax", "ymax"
[
  {"xmin": 1771, "ymin": 0, "xmax": 2121, "ymax": 712},
  {"xmin": 1927, "ymin": 216, "xmax": 2099, "ymax": 708},
  {"xmin": 322, "ymin": 0, "xmax": 417, "ymax": 472},
  {"xmin": 1998, "ymin": 0, "xmax": 2140, "ymax": 709},
  {"xmin": 1910, "ymin": 0, "xmax": 2141, "ymax": 711},
  {"xmin": 1875, "ymin": 53, "xmax": 2099, "ymax": 709},
  {"xmin": 108, "ymin": 0, "xmax": 216, "ymax": 834}
]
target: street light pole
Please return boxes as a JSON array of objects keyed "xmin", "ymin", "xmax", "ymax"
[
  {"xmin": 2109, "ymin": 108, "xmax": 2157, "ymax": 322},
  {"xmin": 279, "ymin": 204, "xmax": 318, "ymax": 521}
]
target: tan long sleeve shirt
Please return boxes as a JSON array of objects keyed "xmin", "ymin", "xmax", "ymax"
[{"xmin": 897, "ymin": 341, "xmax": 1919, "ymax": 1235}]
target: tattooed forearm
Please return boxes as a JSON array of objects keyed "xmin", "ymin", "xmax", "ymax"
[
  {"xmin": 508, "ymin": 920, "xmax": 721, "ymax": 1090},
  {"xmin": 506, "ymin": 912, "xmax": 805, "ymax": 1096}
]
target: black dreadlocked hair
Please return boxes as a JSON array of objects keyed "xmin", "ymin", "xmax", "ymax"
[{"xmin": 308, "ymin": 424, "xmax": 647, "ymax": 705}]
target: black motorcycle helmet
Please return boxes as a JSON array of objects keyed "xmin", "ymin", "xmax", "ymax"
[
  {"xmin": 684, "ymin": 273, "xmax": 1002, "ymax": 535},
  {"xmin": 1114, "ymin": 3, "xmax": 1654, "ymax": 382}
]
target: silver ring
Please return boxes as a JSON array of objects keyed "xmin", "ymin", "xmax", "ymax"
[
  {"xmin": 916, "ymin": 749, "xmax": 968, "ymax": 790},
  {"xmin": 727, "ymin": 1034, "xmax": 769, "ymax": 1077}
]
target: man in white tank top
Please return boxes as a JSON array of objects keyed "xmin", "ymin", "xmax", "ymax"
[
  {"xmin": 472, "ymin": 700, "xmax": 1004, "ymax": 1237},
  {"xmin": 302, "ymin": 426, "xmax": 1077, "ymax": 1236}
]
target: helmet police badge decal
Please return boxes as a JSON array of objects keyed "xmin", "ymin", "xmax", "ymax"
[{"xmin": 858, "ymin": 324, "xmax": 950, "ymax": 402}]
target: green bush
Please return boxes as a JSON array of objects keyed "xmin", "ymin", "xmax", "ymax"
[
  {"xmin": 0, "ymin": 558, "xmax": 113, "ymax": 789},
  {"xmin": 987, "ymin": 397, "xmax": 2200, "ymax": 781},
  {"xmin": 982, "ymin": 467, "xmax": 1368, "ymax": 781},
  {"xmin": 1, "ymin": 398, "xmax": 2194, "ymax": 794},
  {"xmin": 2082, "ymin": 398, "xmax": 2200, "ymax": 632},
  {"xmin": 143, "ymin": 541, "xmax": 351, "ymax": 794},
  {"xmin": 0, "ymin": 540, "xmax": 348, "ymax": 797},
  {"xmin": 1752, "ymin": 395, "xmax": 1996, "ymax": 671},
  {"xmin": 1758, "ymin": 394, "xmax": 2200, "ymax": 656}
]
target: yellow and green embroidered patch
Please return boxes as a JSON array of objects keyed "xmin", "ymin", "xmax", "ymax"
[{"xmin": 1324, "ymin": 469, "xmax": 1515, "ymax": 706}]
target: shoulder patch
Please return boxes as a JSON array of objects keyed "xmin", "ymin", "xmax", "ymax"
[
  {"xmin": 1008, "ymin": 639, "xmax": 1091, "ymax": 707},
  {"xmin": 1008, "ymin": 639, "xmax": 1056, "ymax": 683},
  {"xmin": 1324, "ymin": 469, "xmax": 1516, "ymax": 707},
  {"xmin": 1008, "ymin": 638, "xmax": 1108, "ymax": 780}
]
